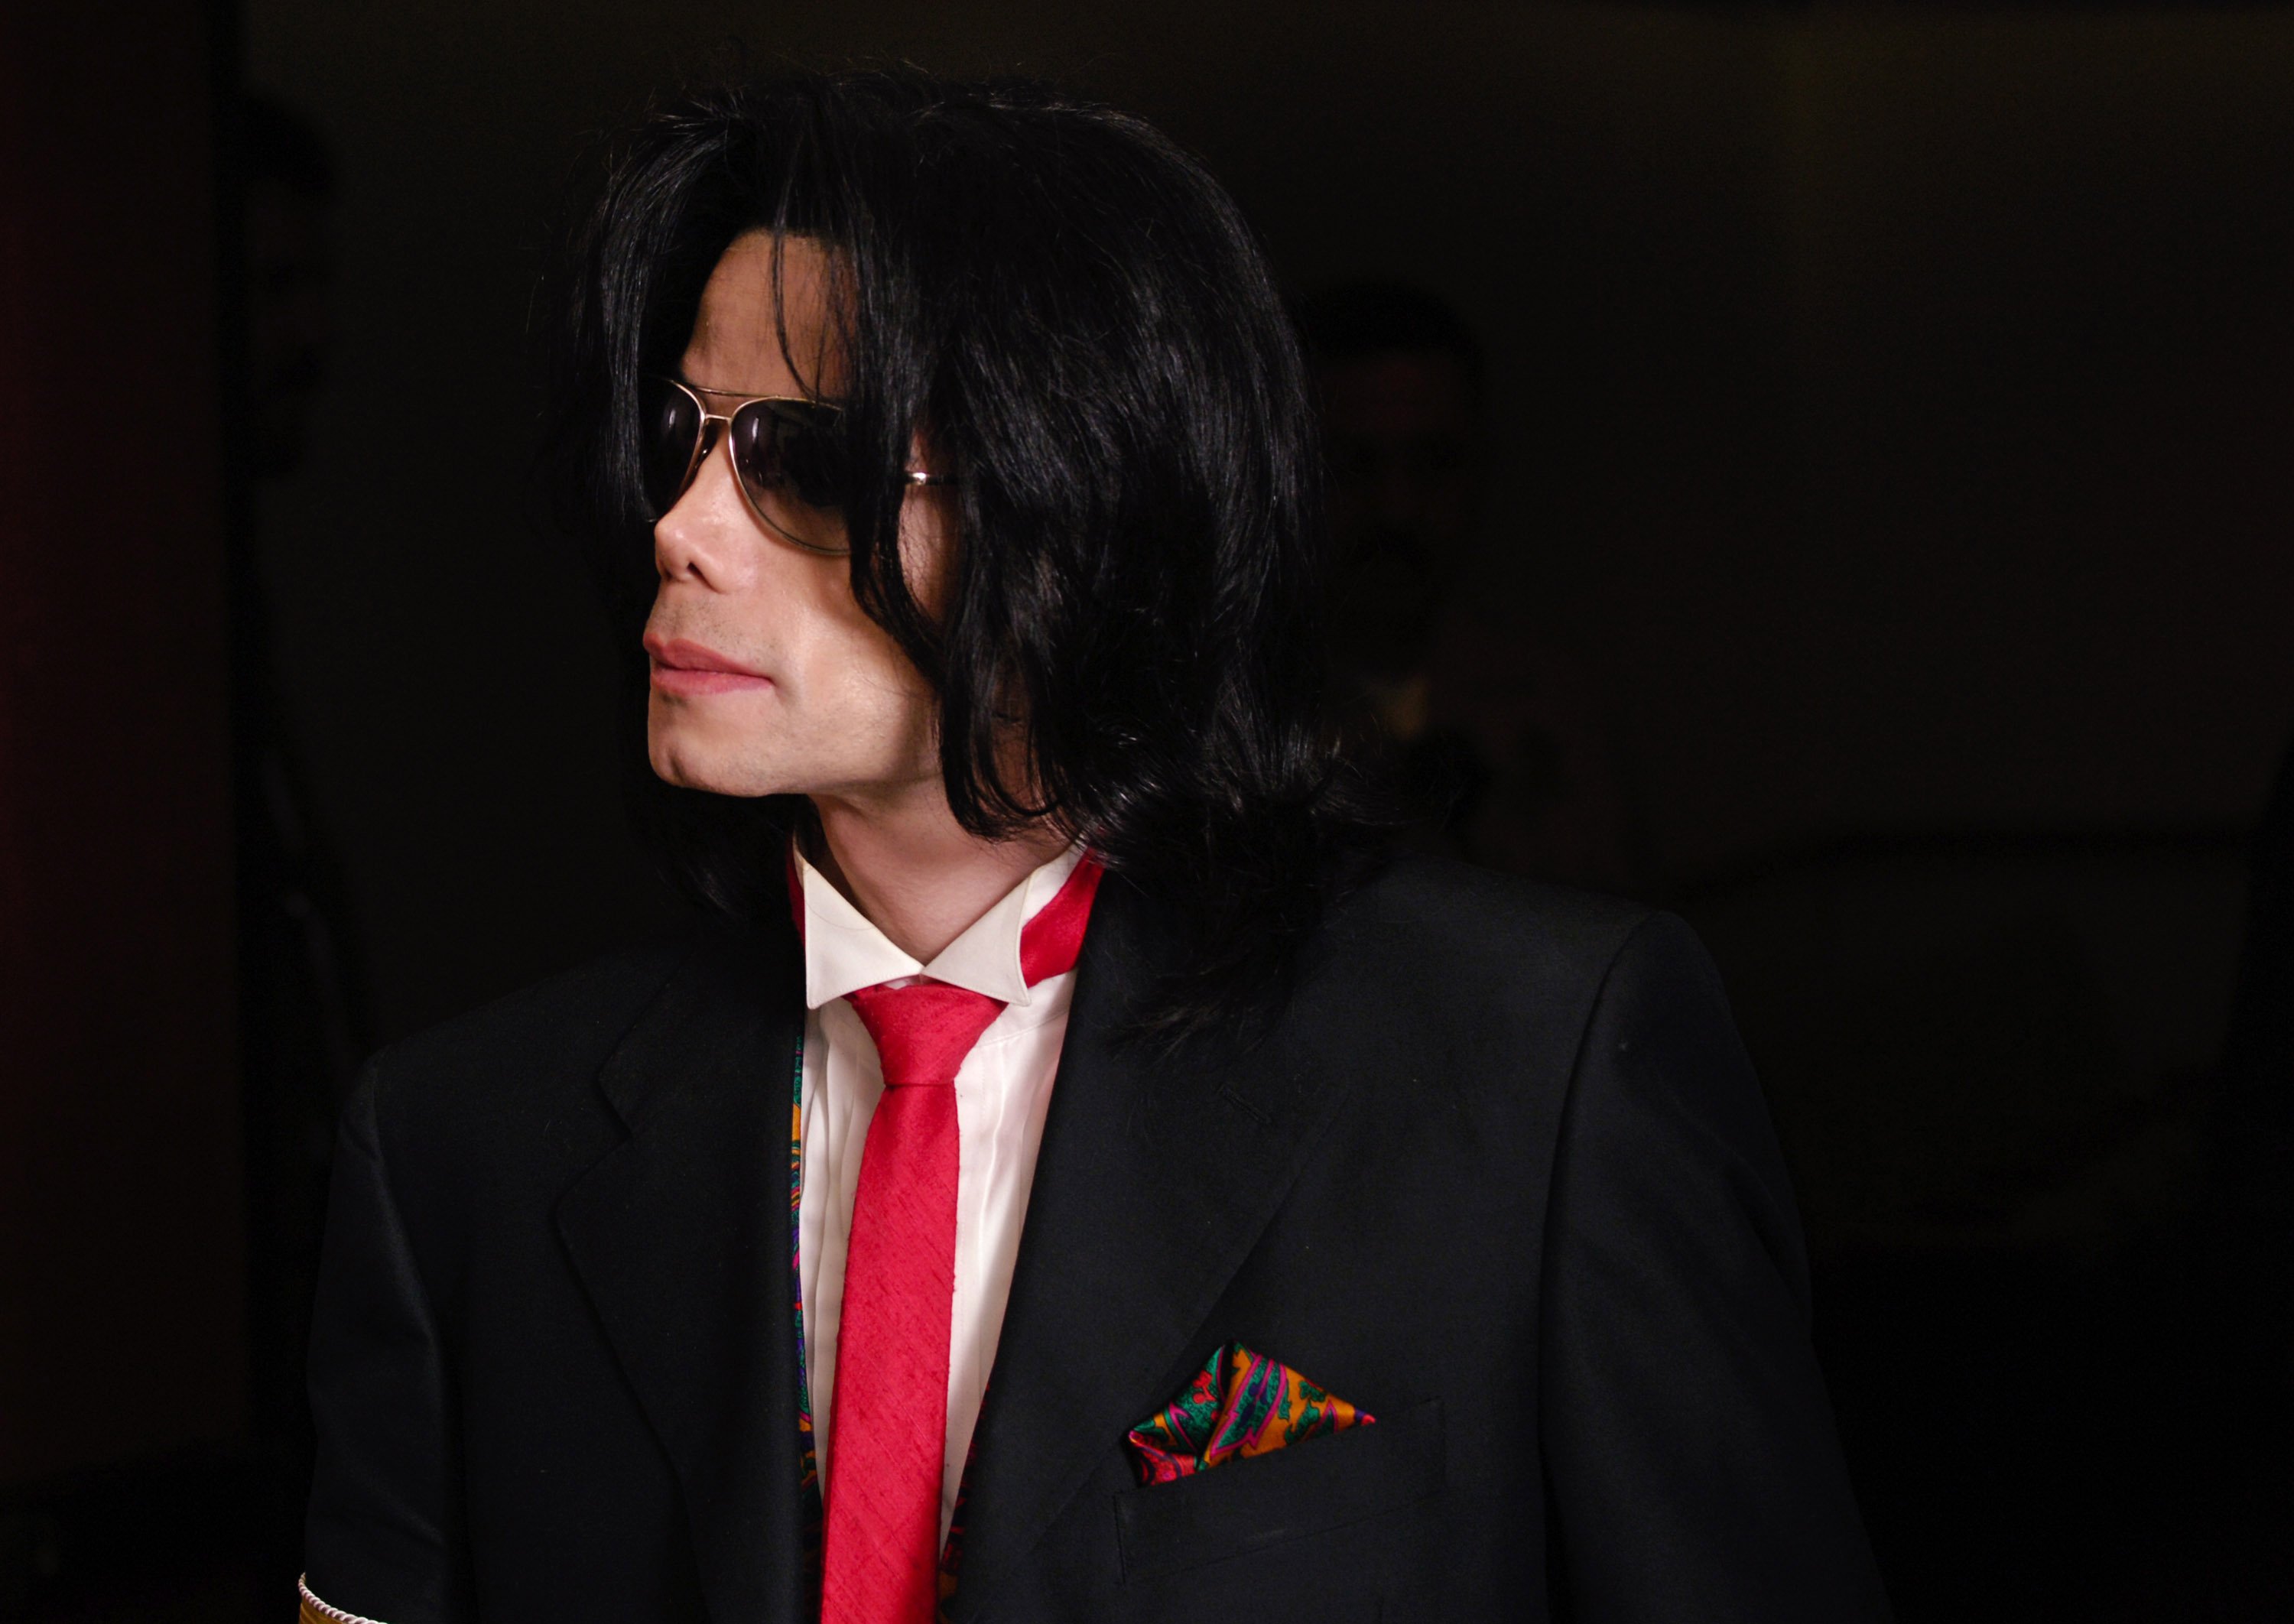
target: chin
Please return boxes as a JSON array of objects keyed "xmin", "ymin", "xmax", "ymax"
[{"xmin": 648, "ymin": 718, "xmax": 782, "ymax": 799}]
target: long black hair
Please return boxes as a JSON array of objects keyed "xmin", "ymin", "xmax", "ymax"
[{"xmin": 544, "ymin": 68, "xmax": 1379, "ymax": 1038}]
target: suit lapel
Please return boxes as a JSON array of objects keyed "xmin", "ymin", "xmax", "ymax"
[
  {"xmin": 555, "ymin": 920, "xmax": 810, "ymax": 1624},
  {"xmin": 947, "ymin": 877, "xmax": 1368, "ymax": 1622}
]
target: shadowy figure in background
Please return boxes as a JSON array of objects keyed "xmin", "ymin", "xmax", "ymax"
[
  {"xmin": 229, "ymin": 88, "xmax": 371, "ymax": 1590},
  {"xmin": 1298, "ymin": 281, "xmax": 1643, "ymax": 895},
  {"xmin": 2211, "ymin": 732, "xmax": 2294, "ymax": 1553},
  {"xmin": 2221, "ymin": 736, "xmax": 2294, "ymax": 1335},
  {"xmin": 244, "ymin": 95, "xmax": 337, "ymax": 482}
]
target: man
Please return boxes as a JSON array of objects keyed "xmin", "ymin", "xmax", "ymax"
[
  {"xmin": 1301, "ymin": 281, "xmax": 1641, "ymax": 895},
  {"xmin": 231, "ymin": 89, "xmax": 370, "ymax": 1585},
  {"xmin": 301, "ymin": 72, "xmax": 1888, "ymax": 1623}
]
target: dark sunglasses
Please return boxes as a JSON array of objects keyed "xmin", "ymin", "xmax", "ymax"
[{"xmin": 639, "ymin": 375, "xmax": 954, "ymax": 556}]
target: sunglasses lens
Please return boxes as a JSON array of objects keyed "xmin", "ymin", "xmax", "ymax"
[
  {"xmin": 638, "ymin": 377, "xmax": 702, "ymax": 519},
  {"xmin": 729, "ymin": 400, "xmax": 852, "ymax": 552}
]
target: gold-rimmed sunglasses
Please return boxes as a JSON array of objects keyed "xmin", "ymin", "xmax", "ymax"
[{"xmin": 639, "ymin": 375, "xmax": 955, "ymax": 557}]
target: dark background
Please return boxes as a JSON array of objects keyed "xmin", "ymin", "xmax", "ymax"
[{"xmin": 5, "ymin": 0, "xmax": 2291, "ymax": 1618}]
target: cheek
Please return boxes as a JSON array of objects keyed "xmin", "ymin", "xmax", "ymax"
[
  {"xmin": 808, "ymin": 623, "xmax": 937, "ymax": 745},
  {"xmin": 804, "ymin": 564, "xmax": 928, "ymax": 694},
  {"xmin": 825, "ymin": 635, "xmax": 941, "ymax": 781}
]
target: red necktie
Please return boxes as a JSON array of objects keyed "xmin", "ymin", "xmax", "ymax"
[{"xmin": 817, "ymin": 855, "xmax": 1103, "ymax": 1624}]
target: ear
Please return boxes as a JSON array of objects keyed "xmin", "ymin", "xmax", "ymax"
[{"xmin": 894, "ymin": 451, "xmax": 958, "ymax": 622}]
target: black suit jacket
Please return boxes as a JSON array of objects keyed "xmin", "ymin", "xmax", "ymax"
[{"xmin": 304, "ymin": 857, "xmax": 1889, "ymax": 1622}]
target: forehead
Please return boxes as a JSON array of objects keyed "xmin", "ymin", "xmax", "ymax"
[
  {"xmin": 1316, "ymin": 349, "xmax": 1479, "ymax": 440},
  {"xmin": 681, "ymin": 230, "xmax": 841, "ymax": 395}
]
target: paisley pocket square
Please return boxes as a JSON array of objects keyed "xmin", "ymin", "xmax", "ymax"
[{"xmin": 1125, "ymin": 1343, "xmax": 1373, "ymax": 1486}]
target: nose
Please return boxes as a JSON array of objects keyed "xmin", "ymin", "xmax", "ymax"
[{"xmin": 651, "ymin": 424, "xmax": 757, "ymax": 592}]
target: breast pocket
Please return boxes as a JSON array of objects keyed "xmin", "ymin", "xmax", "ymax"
[{"xmin": 1113, "ymin": 1398, "xmax": 1446, "ymax": 1584}]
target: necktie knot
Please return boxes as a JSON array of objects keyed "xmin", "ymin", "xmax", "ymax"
[
  {"xmin": 833, "ymin": 856, "xmax": 1105, "ymax": 1095},
  {"xmin": 843, "ymin": 981, "xmax": 1003, "ymax": 1092}
]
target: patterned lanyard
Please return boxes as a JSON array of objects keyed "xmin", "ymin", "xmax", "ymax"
[{"xmin": 789, "ymin": 1044, "xmax": 823, "ymax": 1586}]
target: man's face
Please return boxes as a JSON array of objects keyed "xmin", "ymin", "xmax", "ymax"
[
  {"xmin": 1317, "ymin": 348, "xmax": 1486, "ymax": 678},
  {"xmin": 643, "ymin": 232, "xmax": 947, "ymax": 807}
]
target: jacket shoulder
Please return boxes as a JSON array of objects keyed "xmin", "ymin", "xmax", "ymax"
[
  {"xmin": 352, "ymin": 922, "xmax": 772, "ymax": 1188},
  {"xmin": 1268, "ymin": 854, "xmax": 1677, "ymax": 1121},
  {"xmin": 1330, "ymin": 853, "xmax": 1658, "ymax": 1002},
  {"xmin": 369, "ymin": 931, "xmax": 701, "ymax": 1099}
]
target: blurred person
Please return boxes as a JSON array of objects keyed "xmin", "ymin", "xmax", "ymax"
[
  {"xmin": 297, "ymin": 71, "xmax": 1885, "ymax": 1624},
  {"xmin": 2208, "ymin": 733, "xmax": 2294, "ymax": 1538},
  {"xmin": 231, "ymin": 87, "xmax": 370, "ymax": 1589},
  {"xmin": 1301, "ymin": 281, "xmax": 1642, "ymax": 894},
  {"xmin": 2221, "ymin": 737, "xmax": 2294, "ymax": 1320},
  {"xmin": 244, "ymin": 91, "xmax": 337, "ymax": 479}
]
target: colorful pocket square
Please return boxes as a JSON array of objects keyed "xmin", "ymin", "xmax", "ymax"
[{"xmin": 1125, "ymin": 1342, "xmax": 1373, "ymax": 1485}]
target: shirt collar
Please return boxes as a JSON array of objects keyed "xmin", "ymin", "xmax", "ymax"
[{"xmin": 798, "ymin": 843, "xmax": 1086, "ymax": 1011}]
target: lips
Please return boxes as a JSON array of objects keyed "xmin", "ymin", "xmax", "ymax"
[{"xmin": 645, "ymin": 634, "xmax": 774, "ymax": 697}]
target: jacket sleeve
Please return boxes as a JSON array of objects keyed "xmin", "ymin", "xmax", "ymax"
[
  {"xmin": 303, "ymin": 1064, "xmax": 473, "ymax": 1623},
  {"xmin": 1538, "ymin": 912, "xmax": 1892, "ymax": 1622}
]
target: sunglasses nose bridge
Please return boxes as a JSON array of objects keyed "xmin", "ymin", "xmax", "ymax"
[{"xmin": 679, "ymin": 413, "xmax": 731, "ymax": 502}]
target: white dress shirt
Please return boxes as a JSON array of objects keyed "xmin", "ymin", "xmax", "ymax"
[{"xmin": 794, "ymin": 843, "xmax": 1086, "ymax": 1544}]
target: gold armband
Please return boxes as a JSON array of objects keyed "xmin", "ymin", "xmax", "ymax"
[{"xmin": 297, "ymin": 1577, "xmax": 388, "ymax": 1624}]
